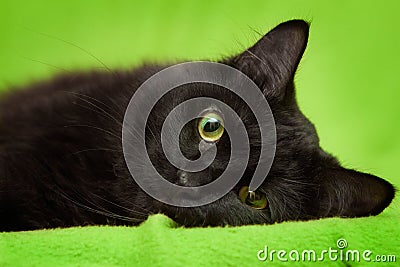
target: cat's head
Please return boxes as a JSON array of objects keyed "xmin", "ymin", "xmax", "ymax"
[{"xmin": 141, "ymin": 20, "xmax": 395, "ymax": 226}]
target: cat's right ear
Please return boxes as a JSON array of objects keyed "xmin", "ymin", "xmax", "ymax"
[{"xmin": 227, "ymin": 20, "xmax": 309, "ymax": 101}]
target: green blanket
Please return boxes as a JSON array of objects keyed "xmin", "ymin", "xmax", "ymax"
[
  {"xmin": 1, "ymin": 212, "xmax": 398, "ymax": 266},
  {"xmin": 1, "ymin": 1, "xmax": 399, "ymax": 266}
]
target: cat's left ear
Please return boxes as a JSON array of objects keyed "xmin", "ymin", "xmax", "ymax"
[
  {"xmin": 316, "ymin": 167, "xmax": 395, "ymax": 217},
  {"xmin": 228, "ymin": 20, "xmax": 309, "ymax": 101}
]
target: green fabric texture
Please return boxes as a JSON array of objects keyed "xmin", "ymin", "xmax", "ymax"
[
  {"xmin": 1, "ymin": 213, "xmax": 399, "ymax": 266},
  {"xmin": 1, "ymin": 1, "xmax": 399, "ymax": 266}
]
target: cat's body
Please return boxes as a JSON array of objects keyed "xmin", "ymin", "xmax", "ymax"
[{"xmin": 0, "ymin": 20, "xmax": 395, "ymax": 231}]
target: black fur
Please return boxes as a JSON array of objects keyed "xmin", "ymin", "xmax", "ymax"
[{"xmin": 0, "ymin": 20, "xmax": 395, "ymax": 231}]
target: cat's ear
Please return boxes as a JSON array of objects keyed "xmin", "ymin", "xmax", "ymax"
[
  {"xmin": 228, "ymin": 20, "xmax": 309, "ymax": 101},
  {"xmin": 316, "ymin": 167, "xmax": 395, "ymax": 217}
]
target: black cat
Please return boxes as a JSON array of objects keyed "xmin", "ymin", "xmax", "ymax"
[{"xmin": 0, "ymin": 20, "xmax": 394, "ymax": 231}]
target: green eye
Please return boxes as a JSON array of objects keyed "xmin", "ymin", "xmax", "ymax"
[
  {"xmin": 198, "ymin": 113, "xmax": 224, "ymax": 142},
  {"xmin": 239, "ymin": 186, "xmax": 268, "ymax": 210}
]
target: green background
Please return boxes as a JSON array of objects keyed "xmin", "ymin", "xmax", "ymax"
[{"xmin": 1, "ymin": 1, "xmax": 399, "ymax": 266}]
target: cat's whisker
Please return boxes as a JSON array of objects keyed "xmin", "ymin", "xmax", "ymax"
[
  {"xmin": 243, "ymin": 49, "xmax": 268, "ymax": 68},
  {"xmin": 146, "ymin": 125, "xmax": 162, "ymax": 147},
  {"xmin": 63, "ymin": 123, "xmax": 140, "ymax": 153},
  {"xmin": 67, "ymin": 93, "xmax": 148, "ymax": 145},
  {"xmin": 247, "ymin": 25, "xmax": 264, "ymax": 38},
  {"xmin": 76, "ymin": 183, "xmax": 152, "ymax": 216},
  {"xmin": 76, "ymin": 193, "xmax": 147, "ymax": 220},
  {"xmin": 68, "ymin": 94, "xmax": 123, "ymax": 127},
  {"xmin": 280, "ymin": 177, "xmax": 315, "ymax": 186},
  {"xmin": 67, "ymin": 149, "xmax": 138, "ymax": 164},
  {"xmin": 71, "ymin": 102, "xmax": 119, "ymax": 127},
  {"xmin": 70, "ymin": 90, "xmax": 163, "ymax": 150},
  {"xmin": 86, "ymin": 191, "xmax": 151, "ymax": 216},
  {"xmin": 58, "ymin": 149, "xmax": 156, "ymax": 216},
  {"xmin": 23, "ymin": 26, "xmax": 119, "ymax": 79},
  {"xmin": 272, "ymin": 185, "xmax": 306, "ymax": 220},
  {"xmin": 66, "ymin": 91, "xmax": 121, "ymax": 118},
  {"xmin": 54, "ymin": 189, "xmax": 145, "ymax": 223},
  {"xmin": 103, "ymin": 196, "xmax": 153, "ymax": 215},
  {"xmin": 72, "ymin": 104, "xmax": 137, "ymax": 146},
  {"xmin": 66, "ymin": 148, "xmax": 120, "ymax": 156},
  {"xmin": 64, "ymin": 124, "xmax": 122, "ymax": 141},
  {"xmin": 19, "ymin": 55, "xmax": 73, "ymax": 73},
  {"xmin": 120, "ymin": 199, "xmax": 154, "ymax": 215}
]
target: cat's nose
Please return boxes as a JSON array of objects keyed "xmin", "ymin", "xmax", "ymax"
[{"xmin": 177, "ymin": 170, "xmax": 189, "ymax": 185}]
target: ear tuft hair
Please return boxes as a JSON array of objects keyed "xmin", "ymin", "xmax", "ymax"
[{"xmin": 228, "ymin": 20, "xmax": 309, "ymax": 101}]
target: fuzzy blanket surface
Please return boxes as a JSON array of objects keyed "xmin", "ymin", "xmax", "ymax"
[
  {"xmin": 1, "ymin": 1, "xmax": 400, "ymax": 267},
  {"xmin": 1, "ymin": 211, "xmax": 398, "ymax": 266}
]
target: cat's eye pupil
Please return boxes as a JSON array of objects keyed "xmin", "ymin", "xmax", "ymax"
[
  {"xmin": 198, "ymin": 113, "xmax": 224, "ymax": 142},
  {"xmin": 238, "ymin": 186, "xmax": 267, "ymax": 210},
  {"xmin": 203, "ymin": 119, "xmax": 220, "ymax": 133}
]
